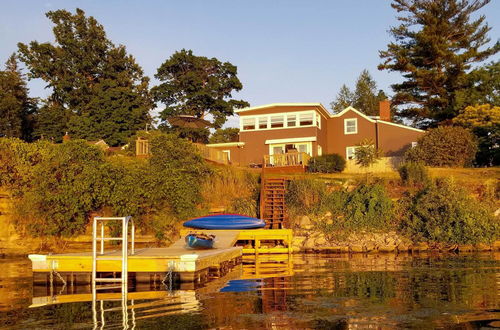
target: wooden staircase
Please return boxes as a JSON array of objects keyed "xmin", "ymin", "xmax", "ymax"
[{"xmin": 260, "ymin": 177, "xmax": 287, "ymax": 229}]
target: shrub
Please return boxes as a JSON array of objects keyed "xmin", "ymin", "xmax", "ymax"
[
  {"xmin": 286, "ymin": 178, "xmax": 328, "ymax": 216},
  {"xmin": 404, "ymin": 126, "xmax": 478, "ymax": 167},
  {"xmin": 354, "ymin": 138, "xmax": 383, "ymax": 168},
  {"xmin": 398, "ymin": 161, "xmax": 430, "ymax": 186},
  {"xmin": 307, "ymin": 153, "xmax": 346, "ymax": 173},
  {"xmin": 398, "ymin": 178, "xmax": 499, "ymax": 244}
]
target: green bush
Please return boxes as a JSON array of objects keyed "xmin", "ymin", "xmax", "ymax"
[
  {"xmin": 398, "ymin": 161, "xmax": 430, "ymax": 186},
  {"xmin": 0, "ymin": 133, "xmax": 210, "ymax": 238},
  {"xmin": 404, "ymin": 126, "xmax": 478, "ymax": 167},
  {"xmin": 398, "ymin": 178, "xmax": 499, "ymax": 244},
  {"xmin": 307, "ymin": 154, "xmax": 346, "ymax": 173},
  {"xmin": 286, "ymin": 178, "xmax": 328, "ymax": 216}
]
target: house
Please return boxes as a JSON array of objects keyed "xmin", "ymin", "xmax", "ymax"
[{"xmin": 207, "ymin": 101, "xmax": 424, "ymax": 169}]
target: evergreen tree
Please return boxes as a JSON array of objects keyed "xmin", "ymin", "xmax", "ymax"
[
  {"xmin": 379, "ymin": 0, "xmax": 499, "ymax": 127},
  {"xmin": 18, "ymin": 9, "xmax": 152, "ymax": 145},
  {"xmin": 152, "ymin": 49, "xmax": 249, "ymax": 129},
  {"xmin": 330, "ymin": 70, "xmax": 387, "ymax": 115},
  {"xmin": 0, "ymin": 54, "xmax": 36, "ymax": 140},
  {"xmin": 353, "ymin": 70, "xmax": 384, "ymax": 116},
  {"xmin": 330, "ymin": 84, "xmax": 354, "ymax": 113},
  {"xmin": 455, "ymin": 60, "xmax": 500, "ymax": 110}
]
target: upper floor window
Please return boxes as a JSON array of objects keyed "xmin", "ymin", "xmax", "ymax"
[
  {"xmin": 242, "ymin": 117, "xmax": 255, "ymax": 130},
  {"xmin": 270, "ymin": 115, "xmax": 284, "ymax": 128},
  {"xmin": 240, "ymin": 110, "xmax": 320, "ymax": 131},
  {"xmin": 258, "ymin": 117, "xmax": 268, "ymax": 129},
  {"xmin": 299, "ymin": 113, "xmax": 314, "ymax": 126},
  {"xmin": 344, "ymin": 118, "xmax": 357, "ymax": 134}
]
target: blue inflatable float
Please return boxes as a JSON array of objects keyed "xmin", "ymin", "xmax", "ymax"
[{"xmin": 183, "ymin": 214, "xmax": 266, "ymax": 230}]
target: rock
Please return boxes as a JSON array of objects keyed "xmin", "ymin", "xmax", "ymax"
[
  {"xmin": 303, "ymin": 238, "xmax": 316, "ymax": 249},
  {"xmin": 350, "ymin": 245, "xmax": 363, "ymax": 253},
  {"xmin": 458, "ymin": 244, "xmax": 473, "ymax": 252},
  {"xmin": 473, "ymin": 243, "xmax": 491, "ymax": 251},
  {"xmin": 364, "ymin": 243, "xmax": 376, "ymax": 252},
  {"xmin": 292, "ymin": 236, "xmax": 306, "ymax": 248},
  {"xmin": 412, "ymin": 242, "xmax": 429, "ymax": 251},
  {"xmin": 298, "ymin": 216, "xmax": 312, "ymax": 228},
  {"xmin": 396, "ymin": 244, "xmax": 410, "ymax": 252},
  {"xmin": 378, "ymin": 245, "xmax": 396, "ymax": 253},
  {"xmin": 315, "ymin": 236, "xmax": 327, "ymax": 246}
]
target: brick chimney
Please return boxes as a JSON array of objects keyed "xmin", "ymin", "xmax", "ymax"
[{"xmin": 379, "ymin": 100, "xmax": 391, "ymax": 122}]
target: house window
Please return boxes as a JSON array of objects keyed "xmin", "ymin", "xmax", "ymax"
[
  {"xmin": 242, "ymin": 117, "xmax": 255, "ymax": 130},
  {"xmin": 222, "ymin": 150, "xmax": 230, "ymax": 161},
  {"xmin": 270, "ymin": 115, "xmax": 284, "ymax": 128},
  {"xmin": 258, "ymin": 116, "xmax": 268, "ymax": 129},
  {"xmin": 344, "ymin": 118, "xmax": 357, "ymax": 134},
  {"xmin": 318, "ymin": 145, "xmax": 322, "ymax": 156},
  {"xmin": 411, "ymin": 141, "xmax": 418, "ymax": 148},
  {"xmin": 299, "ymin": 113, "xmax": 314, "ymax": 126},
  {"xmin": 346, "ymin": 146, "xmax": 358, "ymax": 160},
  {"xmin": 287, "ymin": 114, "xmax": 297, "ymax": 127}
]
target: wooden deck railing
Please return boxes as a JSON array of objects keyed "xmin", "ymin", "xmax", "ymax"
[
  {"xmin": 263, "ymin": 152, "xmax": 311, "ymax": 168},
  {"xmin": 194, "ymin": 143, "xmax": 229, "ymax": 165}
]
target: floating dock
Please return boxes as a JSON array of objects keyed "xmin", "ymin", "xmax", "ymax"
[{"xmin": 29, "ymin": 217, "xmax": 293, "ymax": 284}]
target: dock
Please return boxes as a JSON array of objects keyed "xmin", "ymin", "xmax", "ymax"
[{"xmin": 29, "ymin": 217, "xmax": 293, "ymax": 284}]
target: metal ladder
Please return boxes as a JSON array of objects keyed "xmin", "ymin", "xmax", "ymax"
[{"xmin": 91, "ymin": 216, "xmax": 135, "ymax": 329}]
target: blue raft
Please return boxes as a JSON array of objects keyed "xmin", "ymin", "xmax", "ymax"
[{"xmin": 183, "ymin": 214, "xmax": 266, "ymax": 230}]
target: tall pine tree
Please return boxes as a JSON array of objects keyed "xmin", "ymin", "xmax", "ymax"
[
  {"xmin": 0, "ymin": 54, "xmax": 36, "ymax": 140},
  {"xmin": 18, "ymin": 9, "xmax": 152, "ymax": 145},
  {"xmin": 330, "ymin": 70, "xmax": 387, "ymax": 116},
  {"xmin": 379, "ymin": 0, "xmax": 499, "ymax": 127}
]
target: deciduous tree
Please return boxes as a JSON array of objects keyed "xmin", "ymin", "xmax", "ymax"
[
  {"xmin": 209, "ymin": 127, "xmax": 240, "ymax": 143},
  {"xmin": 18, "ymin": 8, "xmax": 152, "ymax": 145},
  {"xmin": 153, "ymin": 49, "xmax": 249, "ymax": 129},
  {"xmin": 379, "ymin": 0, "xmax": 499, "ymax": 127}
]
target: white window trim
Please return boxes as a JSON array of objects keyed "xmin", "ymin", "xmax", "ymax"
[
  {"xmin": 344, "ymin": 118, "xmax": 358, "ymax": 135},
  {"xmin": 239, "ymin": 110, "xmax": 321, "ymax": 131},
  {"xmin": 222, "ymin": 150, "xmax": 231, "ymax": 161},
  {"xmin": 346, "ymin": 146, "xmax": 359, "ymax": 160}
]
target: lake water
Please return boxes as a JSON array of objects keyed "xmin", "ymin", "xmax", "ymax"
[{"xmin": 0, "ymin": 252, "xmax": 498, "ymax": 329}]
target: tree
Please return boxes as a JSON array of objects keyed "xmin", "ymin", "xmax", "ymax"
[
  {"xmin": 453, "ymin": 104, "xmax": 500, "ymax": 165},
  {"xmin": 18, "ymin": 8, "xmax": 152, "ymax": 145},
  {"xmin": 354, "ymin": 138, "xmax": 383, "ymax": 168},
  {"xmin": 405, "ymin": 126, "xmax": 478, "ymax": 167},
  {"xmin": 379, "ymin": 0, "xmax": 499, "ymax": 127},
  {"xmin": 330, "ymin": 84, "xmax": 354, "ymax": 113},
  {"xmin": 455, "ymin": 61, "xmax": 500, "ymax": 110},
  {"xmin": 152, "ymin": 49, "xmax": 249, "ymax": 129},
  {"xmin": 330, "ymin": 70, "xmax": 387, "ymax": 115},
  {"xmin": 0, "ymin": 54, "xmax": 36, "ymax": 140},
  {"xmin": 209, "ymin": 128, "xmax": 240, "ymax": 143}
]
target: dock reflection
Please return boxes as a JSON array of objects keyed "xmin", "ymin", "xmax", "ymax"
[{"xmin": 29, "ymin": 254, "xmax": 295, "ymax": 328}]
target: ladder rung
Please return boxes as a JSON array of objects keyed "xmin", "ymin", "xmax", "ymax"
[
  {"xmin": 95, "ymin": 285, "xmax": 123, "ymax": 290},
  {"xmin": 95, "ymin": 237, "xmax": 123, "ymax": 241},
  {"xmin": 95, "ymin": 278, "xmax": 124, "ymax": 282}
]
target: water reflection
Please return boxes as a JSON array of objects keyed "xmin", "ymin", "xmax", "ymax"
[{"xmin": 0, "ymin": 252, "xmax": 499, "ymax": 329}]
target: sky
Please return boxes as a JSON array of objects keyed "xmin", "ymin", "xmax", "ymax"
[{"xmin": 1, "ymin": 0, "xmax": 499, "ymax": 128}]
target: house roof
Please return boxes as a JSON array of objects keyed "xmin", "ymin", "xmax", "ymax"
[{"xmin": 235, "ymin": 103, "xmax": 332, "ymax": 119}]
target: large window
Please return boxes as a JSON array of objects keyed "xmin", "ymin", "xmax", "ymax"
[
  {"xmin": 344, "ymin": 118, "xmax": 357, "ymax": 134},
  {"xmin": 300, "ymin": 113, "xmax": 314, "ymax": 126},
  {"xmin": 241, "ymin": 111, "xmax": 320, "ymax": 131},
  {"xmin": 270, "ymin": 115, "xmax": 284, "ymax": 128},
  {"xmin": 242, "ymin": 117, "xmax": 255, "ymax": 130},
  {"xmin": 258, "ymin": 116, "xmax": 268, "ymax": 129}
]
